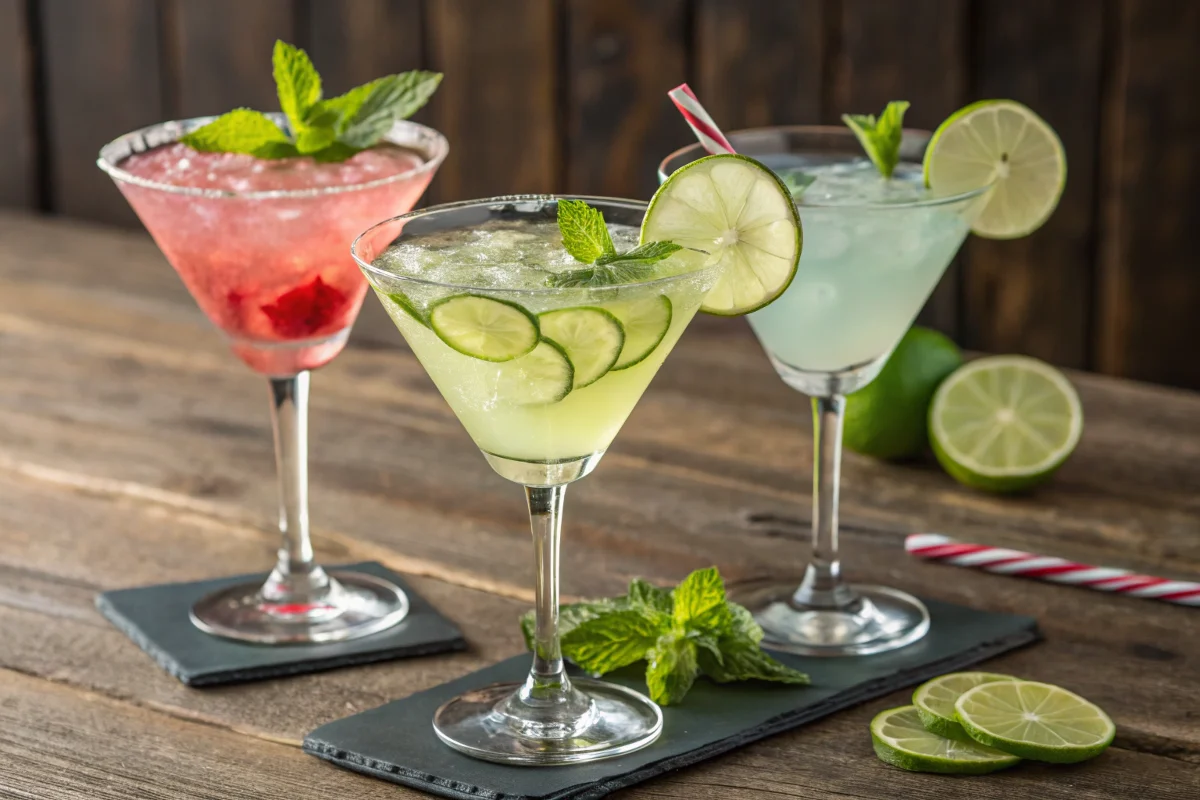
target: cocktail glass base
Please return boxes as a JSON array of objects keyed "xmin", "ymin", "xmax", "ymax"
[
  {"xmin": 190, "ymin": 570, "xmax": 410, "ymax": 645},
  {"xmin": 743, "ymin": 584, "xmax": 930, "ymax": 657},
  {"xmin": 432, "ymin": 679, "xmax": 663, "ymax": 765}
]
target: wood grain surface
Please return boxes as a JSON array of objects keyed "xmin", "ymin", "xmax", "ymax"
[{"xmin": 0, "ymin": 211, "xmax": 1197, "ymax": 798}]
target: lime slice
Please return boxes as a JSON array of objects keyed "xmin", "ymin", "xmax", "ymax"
[
  {"xmin": 385, "ymin": 290, "xmax": 427, "ymax": 327},
  {"xmin": 644, "ymin": 153, "xmax": 802, "ymax": 316},
  {"xmin": 955, "ymin": 681, "xmax": 1115, "ymax": 763},
  {"xmin": 428, "ymin": 294, "xmax": 539, "ymax": 362},
  {"xmin": 495, "ymin": 339, "xmax": 574, "ymax": 405},
  {"xmin": 924, "ymin": 99, "xmax": 1067, "ymax": 239},
  {"xmin": 929, "ymin": 355, "xmax": 1083, "ymax": 492},
  {"xmin": 871, "ymin": 706, "xmax": 1021, "ymax": 774},
  {"xmin": 538, "ymin": 307, "xmax": 624, "ymax": 389},
  {"xmin": 606, "ymin": 294, "xmax": 673, "ymax": 370},
  {"xmin": 913, "ymin": 672, "xmax": 1020, "ymax": 741}
]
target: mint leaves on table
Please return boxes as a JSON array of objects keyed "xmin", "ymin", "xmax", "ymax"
[
  {"xmin": 842, "ymin": 100, "xmax": 910, "ymax": 179},
  {"xmin": 548, "ymin": 200, "xmax": 682, "ymax": 288},
  {"xmin": 180, "ymin": 40, "xmax": 441, "ymax": 163},
  {"xmin": 519, "ymin": 567, "xmax": 810, "ymax": 706}
]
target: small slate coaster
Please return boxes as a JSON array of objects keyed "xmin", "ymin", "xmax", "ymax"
[
  {"xmin": 304, "ymin": 598, "xmax": 1038, "ymax": 800},
  {"xmin": 96, "ymin": 561, "xmax": 465, "ymax": 686}
]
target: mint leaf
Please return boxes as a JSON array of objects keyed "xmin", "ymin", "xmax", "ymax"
[
  {"xmin": 295, "ymin": 125, "xmax": 336, "ymax": 155},
  {"xmin": 627, "ymin": 578, "xmax": 672, "ymax": 617},
  {"xmin": 780, "ymin": 169, "xmax": 816, "ymax": 198},
  {"xmin": 179, "ymin": 109, "xmax": 291, "ymax": 157},
  {"xmin": 842, "ymin": 100, "xmax": 910, "ymax": 179},
  {"xmin": 520, "ymin": 598, "xmax": 623, "ymax": 651},
  {"xmin": 558, "ymin": 199, "xmax": 616, "ymax": 264},
  {"xmin": 698, "ymin": 634, "xmax": 809, "ymax": 685},
  {"xmin": 727, "ymin": 601, "xmax": 764, "ymax": 644},
  {"xmin": 646, "ymin": 634, "xmax": 698, "ymax": 705},
  {"xmin": 339, "ymin": 71, "xmax": 443, "ymax": 148},
  {"xmin": 594, "ymin": 241, "xmax": 682, "ymax": 268},
  {"xmin": 562, "ymin": 610, "xmax": 666, "ymax": 674},
  {"xmin": 311, "ymin": 141, "xmax": 362, "ymax": 163},
  {"xmin": 273, "ymin": 40, "xmax": 322, "ymax": 134},
  {"xmin": 672, "ymin": 566, "xmax": 732, "ymax": 633}
]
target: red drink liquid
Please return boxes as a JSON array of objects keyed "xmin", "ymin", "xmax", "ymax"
[{"xmin": 117, "ymin": 143, "xmax": 435, "ymax": 374}]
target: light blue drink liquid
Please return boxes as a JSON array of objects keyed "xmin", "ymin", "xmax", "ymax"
[{"xmin": 748, "ymin": 155, "xmax": 980, "ymax": 374}]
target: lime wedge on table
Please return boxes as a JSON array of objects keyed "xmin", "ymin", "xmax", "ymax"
[
  {"xmin": 643, "ymin": 153, "xmax": 802, "ymax": 316},
  {"xmin": 871, "ymin": 706, "xmax": 1021, "ymax": 774},
  {"xmin": 428, "ymin": 294, "xmax": 539, "ymax": 362},
  {"xmin": 494, "ymin": 339, "xmax": 574, "ymax": 405},
  {"xmin": 955, "ymin": 681, "xmax": 1115, "ymax": 763},
  {"xmin": 538, "ymin": 306, "xmax": 624, "ymax": 389},
  {"xmin": 923, "ymin": 99, "xmax": 1067, "ymax": 239},
  {"xmin": 606, "ymin": 294, "xmax": 672, "ymax": 370},
  {"xmin": 913, "ymin": 672, "xmax": 1020, "ymax": 741},
  {"xmin": 930, "ymin": 355, "xmax": 1083, "ymax": 492}
]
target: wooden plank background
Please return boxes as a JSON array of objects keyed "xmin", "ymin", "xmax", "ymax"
[{"xmin": 1, "ymin": 0, "xmax": 1197, "ymax": 391}]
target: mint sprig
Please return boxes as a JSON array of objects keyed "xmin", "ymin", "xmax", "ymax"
[
  {"xmin": 180, "ymin": 40, "xmax": 441, "ymax": 163},
  {"xmin": 549, "ymin": 200, "xmax": 682, "ymax": 288},
  {"xmin": 519, "ymin": 567, "xmax": 810, "ymax": 706},
  {"xmin": 842, "ymin": 100, "xmax": 910, "ymax": 179}
]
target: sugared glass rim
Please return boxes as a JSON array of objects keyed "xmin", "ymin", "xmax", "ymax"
[
  {"xmin": 97, "ymin": 113, "xmax": 449, "ymax": 200},
  {"xmin": 657, "ymin": 124, "xmax": 994, "ymax": 210},
  {"xmin": 352, "ymin": 194, "xmax": 725, "ymax": 296}
]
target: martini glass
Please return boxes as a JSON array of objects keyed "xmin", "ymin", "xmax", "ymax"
[
  {"xmin": 98, "ymin": 116, "xmax": 447, "ymax": 644},
  {"xmin": 353, "ymin": 196, "xmax": 722, "ymax": 764},
  {"xmin": 659, "ymin": 127, "xmax": 991, "ymax": 656}
]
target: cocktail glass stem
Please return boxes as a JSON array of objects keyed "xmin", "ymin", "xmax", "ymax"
[
  {"xmin": 793, "ymin": 395, "xmax": 856, "ymax": 610},
  {"xmin": 496, "ymin": 485, "xmax": 593, "ymax": 735},
  {"xmin": 259, "ymin": 372, "xmax": 334, "ymax": 608}
]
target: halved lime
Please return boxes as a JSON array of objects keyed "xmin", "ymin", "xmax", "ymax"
[
  {"xmin": 871, "ymin": 706, "xmax": 1021, "ymax": 774},
  {"xmin": 930, "ymin": 355, "xmax": 1083, "ymax": 492},
  {"xmin": 428, "ymin": 294, "xmax": 539, "ymax": 362},
  {"xmin": 495, "ymin": 339, "xmax": 574, "ymax": 405},
  {"xmin": 606, "ymin": 294, "xmax": 673, "ymax": 370},
  {"xmin": 913, "ymin": 672, "xmax": 1020, "ymax": 741},
  {"xmin": 955, "ymin": 681, "xmax": 1115, "ymax": 763},
  {"xmin": 385, "ymin": 290, "xmax": 427, "ymax": 327},
  {"xmin": 924, "ymin": 99, "xmax": 1067, "ymax": 239},
  {"xmin": 538, "ymin": 307, "xmax": 624, "ymax": 389},
  {"xmin": 644, "ymin": 153, "xmax": 802, "ymax": 316}
]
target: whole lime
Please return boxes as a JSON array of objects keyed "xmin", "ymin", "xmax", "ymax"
[{"xmin": 844, "ymin": 326, "xmax": 962, "ymax": 460}]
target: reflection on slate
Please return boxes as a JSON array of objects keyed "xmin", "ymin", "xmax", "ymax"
[
  {"xmin": 96, "ymin": 561, "xmax": 465, "ymax": 686},
  {"xmin": 304, "ymin": 598, "xmax": 1038, "ymax": 800}
]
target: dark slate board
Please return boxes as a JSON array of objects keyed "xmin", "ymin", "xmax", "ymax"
[
  {"xmin": 304, "ymin": 597, "xmax": 1039, "ymax": 800},
  {"xmin": 96, "ymin": 561, "xmax": 465, "ymax": 686}
]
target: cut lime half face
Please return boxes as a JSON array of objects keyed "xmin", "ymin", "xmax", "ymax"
[
  {"xmin": 644, "ymin": 153, "xmax": 802, "ymax": 316},
  {"xmin": 870, "ymin": 705, "xmax": 1021, "ymax": 775},
  {"xmin": 538, "ymin": 306, "xmax": 625, "ymax": 389},
  {"xmin": 428, "ymin": 294, "xmax": 540, "ymax": 362},
  {"xmin": 494, "ymin": 339, "xmax": 574, "ymax": 406},
  {"xmin": 924, "ymin": 99, "xmax": 1067, "ymax": 239},
  {"xmin": 913, "ymin": 672, "xmax": 1020, "ymax": 741},
  {"xmin": 955, "ymin": 681, "xmax": 1115, "ymax": 763}
]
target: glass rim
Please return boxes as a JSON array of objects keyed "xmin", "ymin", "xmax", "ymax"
[
  {"xmin": 96, "ymin": 114, "xmax": 449, "ymax": 200},
  {"xmin": 657, "ymin": 124, "xmax": 994, "ymax": 210},
  {"xmin": 352, "ymin": 194, "xmax": 725, "ymax": 296}
]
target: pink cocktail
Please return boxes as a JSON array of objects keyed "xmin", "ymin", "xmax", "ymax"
[{"xmin": 99, "ymin": 116, "xmax": 447, "ymax": 644}]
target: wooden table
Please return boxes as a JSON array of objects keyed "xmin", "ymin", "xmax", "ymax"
[{"xmin": 0, "ymin": 212, "xmax": 1197, "ymax": 799}]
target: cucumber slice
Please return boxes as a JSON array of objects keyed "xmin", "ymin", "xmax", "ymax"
[
  {"xmin": 385, "ymin": 290, "xmax": 428, "ymax": 327},
  {"xmin": 606, "ymin": 294, "xmax": 673, "ymax": 370},
  {"xmin": 428, "ymin": 294, "xmax": 539, "ymax": 362},
  {"xmin": 537, "ymin": 306, "xmax": 625, "ymax": 389},
  {"xmin": 495, "ymin": 338, "xmax": 575, "ymax": 405}
]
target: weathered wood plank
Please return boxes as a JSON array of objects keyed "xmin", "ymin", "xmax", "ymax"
[
  {"xmin": 0, "ymin": 0, "xmax": 36, "ymax": 209},
  {"xmin": 169, "ymin": 0, "xmax": 297, "ymax": 117},
  {"xmin": 0, "ymin": 668, "xmax": 418, "ymax": 799},
  {"xmin": 831, "ymin": 0, "xmax": 969, "ymax": 338},
  {"xmin": 564, "ymin": 0, "xmax": 688, "ymax": 199},
  {"xmin": 694, "ymin": 0, "xmax": 824, "ymax": 129},
  {"xmin": 423, "ymin": 0, "xmax": 558, "ymax": 201},
  {"xmin": 960, "ymin": 0, "xmax": 1102, "ymax": 369},
  {"xmin": 1096, "ymin": 0, "xmax": 1200, "ymax": 389},
  {"xmin": 38, "ymin": 0, "xmax": 163, "ymax": 225}
]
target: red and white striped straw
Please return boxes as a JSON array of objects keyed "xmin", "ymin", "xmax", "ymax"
[
  {"xmin": 668, "ymin": 83, "xmax": 736, "ymax": 155},
  {"xmin": 906, "ymin": 533, "xmax": 1200, "ymax": 607}
]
